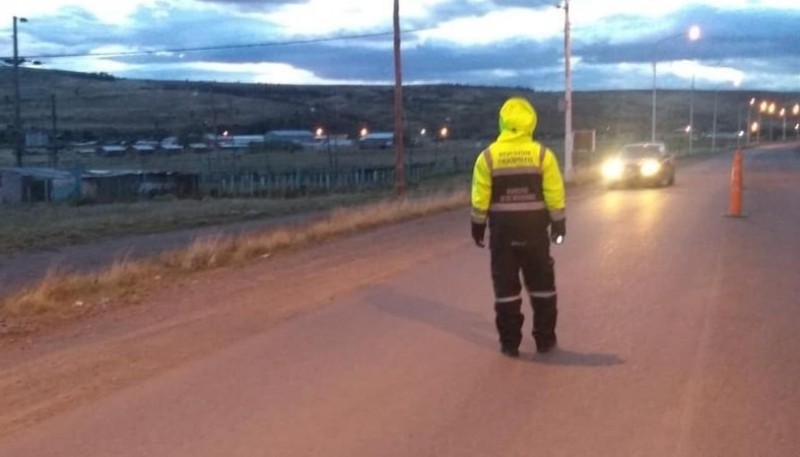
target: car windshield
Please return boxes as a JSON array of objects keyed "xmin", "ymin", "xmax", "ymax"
[{"xmin": 620, "ymin": 145, "xmax": 660, "ymax": 159}]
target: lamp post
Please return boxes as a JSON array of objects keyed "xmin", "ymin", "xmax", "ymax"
[
  {"xmin": 768, "ymin": 102, "xmax": 776, "ymax": 141},
  {"xmin": 12, "ymin": 16, "xmax": 30, "ymax": 167},
  {"xmin": 392, "ymin": 0, "xmax": 405, "ymax": 196},
  {"xmin": 710, "ymin": 78, "xmax": 741, "ymax": 152},
  {"xmin": 712, "ymin": 89, "xmax": 719, "ymax": 152},
  {"xmin": 552, "ymin": 1, "xmax": 573, "ymax": 180},
  {"xmin": 651, "ymin": 25, "xmax": 701, "ymax": 143},
  {"xmin": 757, "ymin": 100, "xmax": 767, "ymax": 143},
  {"xmin": 780, "ymin": 107, "xmax": 787, "ymax": 141},
  {"xmin": 745, "ymin": 97, "xmax": 755, "ymax": 144},
  {"xmin": 688, "ymin": 75, "xmax": 696, "ymax": 155},
  {"xmin": 562, "ymin": 0, "xmax": 573, "ymax": 182},
  {"xmin": 794, "ymin": 104, "xmax": 800, "ymax": 140}
]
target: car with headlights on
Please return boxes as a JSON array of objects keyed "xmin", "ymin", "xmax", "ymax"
[{"xmin": 601, "ymin": 142, "xmax": 675, "ymax": 188}]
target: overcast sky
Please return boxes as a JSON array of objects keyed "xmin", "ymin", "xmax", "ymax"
[{"xmin": 2, "ymin": 0, "xmax": 799, "ymax": 91}]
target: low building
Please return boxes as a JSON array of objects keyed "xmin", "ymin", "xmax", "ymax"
[
  {"xmin": 264, "ymin": 130, "xmax": 316, "ymax": 149},
  {"xmin": 130, "ymin": 141, "xmax": 157, "ymax": 155},
  {"xmin": 0, "ymin": 167, "xmax": 79, "ymax": 203},
  {"xmin": 358, "ymin": 132, "xmax": 394, "ymax": 149},
  {"xmin": 265, "ymin": 130, "xmax": 314, "ymax": 142},
  {"xmin": 160, "ymin": 143, "xmax": 184, "ymax": 154},
  {"xmin": 97, "ymin": 145, "xmax": 127, "ymax": 156},
  {"xmin": 81, "ymin": 170, "xmax": 200, "ymax": 202},
  {"xmin": 216, "ymin": 134, "xmax": 266, "ymax": 150},
  {"xmin": 188, "ymin": 143, "xmax": 210, "ymax": 153},
  {"xmin": 0, "ymin": 167, "xmax": 200, "ymax": 204},
  {"xmin": 307, "ymin": 135, "xmax": 354, "ymax": 151}
]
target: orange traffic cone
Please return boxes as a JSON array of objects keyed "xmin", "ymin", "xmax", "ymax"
[{"xmin": 725, "ymin": 149, "xmax": 746, "ymax": 218}]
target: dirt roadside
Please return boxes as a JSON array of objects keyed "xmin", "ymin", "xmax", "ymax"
[{"xmin": 0, "ymin": 208, "xmax": 467, "ymax": 440}]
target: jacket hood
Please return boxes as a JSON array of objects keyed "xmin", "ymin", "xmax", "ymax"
[{"xmin": 497, "ymin": 97, "xmax": 538, "ymax": 141}]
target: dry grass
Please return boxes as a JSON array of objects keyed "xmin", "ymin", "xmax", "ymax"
[
  {"xmin": 0, "ymin": 162, "xmax": 598, "ymax": 333},
  {"xmin": 0, "ymin": 191, "xmax": 382, "ymax": 254},
  {"xmin": 0, "ymin": 189, "xmax": 468, "ymax": 327}
]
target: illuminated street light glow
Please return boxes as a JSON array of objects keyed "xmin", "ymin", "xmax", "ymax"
[
  {"xmin": 315, "ymin": 127, "xmax": 324, "ymax": 137},
  {"xmin": 751, "ymin": 122, "xmax": 759, "ymax": 133},
  {"xmin": 420, "ymin": 128, "xmax": 427, "ymax": 136},
  {"xmin": 794, "ymin": 104, "xmax": 800, "ymax": 116},
  {"xmin": 360, "ymin": 127, "xmax": 368, "ymax": 137},
  {"xmin": 440, "ymin": 126, "xmax": 449, "ymax": 138},
  {"xmin": 768, "ymin": 103, "xmax": 776, "ymax": 115},
  {"xmin": 688, "ymin": 25, "xmax": 701, "ymax": 41},
  {"xmin": 760, "ymin": 101, "xmax": 768, "ymax": 112}
]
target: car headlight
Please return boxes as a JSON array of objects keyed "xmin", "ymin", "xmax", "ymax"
[
  {"xmin": 640, "ymin": 159, "xmax": 661, "ymax": 177},
  {"xmin": 602, "ymin": 159, "xmax": 624, "ymax": 180}
]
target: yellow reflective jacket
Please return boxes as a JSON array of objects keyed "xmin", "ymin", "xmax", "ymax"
[{"xmin": 471, "ymin": 97, "xmax": 565, "ymax": 246}]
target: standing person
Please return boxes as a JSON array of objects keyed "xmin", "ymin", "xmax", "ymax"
[{"xmin": 470, "ymin": 96, "xmax": 566, "ymax": 357}]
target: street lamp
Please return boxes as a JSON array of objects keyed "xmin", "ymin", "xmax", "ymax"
[
  {"xmin": 793, "ymin": 104, "xmax": 800, "ymax": 140},
  {"xmin": 12, "ymin": 16, "xmax": 29, "ymax": 167},
  {"xmin": 757, "ymin": 100, "xmax": 768, "ymax": 143},
  {"xmin": 746, "ymin": 97, "xmax": 755, "ymax": 144},
  {"xmin": 562, "ymin": 0, "xmax": 573, "ymax": 182},
  {"xmin": 768, "ymin": 102, "xmax": 776, "ymax": 141},
  {"xmin": 779, "ymin": 107, "xmax": 787, "ymax": 141},
  {"xmin": 688, "ymin": 74, "xmax": 696, "ymax": 155},
  {"xmin": 651, "ymin": 25, "xmax": 701, "ymax": 143},
  {"xmin": 711, "ymin": 78, "xmax": 741, "ymax": 152}
]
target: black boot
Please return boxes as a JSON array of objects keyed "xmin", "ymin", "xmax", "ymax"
[
  {"xmin": 531, "ymin": 294, "xmax": 558, "ymax": 353},
  {"xmin": 495, "ymin": 299, "xmax": 524, "ymax": 357}
]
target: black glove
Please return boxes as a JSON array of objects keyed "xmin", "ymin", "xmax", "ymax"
[
  {"xmin": 471, "ymin": 222, "xmax": 486, "ymax": 248},
  {"xmin": 550, "ymin": 219, "xmax": 566, "ymax": 245}
]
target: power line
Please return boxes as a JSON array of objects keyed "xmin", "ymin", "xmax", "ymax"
[
  {"xmin": 534, "ymin": 0, "xmax": 561, "ymax": 7},
  {"xmin": 22, "ymin": 27, "xmax": 435, "ymax": 61}
]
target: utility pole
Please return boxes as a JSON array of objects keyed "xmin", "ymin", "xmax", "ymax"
[{"xmin": 392, "ymin": 0, "xmax": 406, "ymax": 196}]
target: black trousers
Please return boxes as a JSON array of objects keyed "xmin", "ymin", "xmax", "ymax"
[{"xmin": 490, "ymin": 243, "xmax": 558, "ymax": 350}]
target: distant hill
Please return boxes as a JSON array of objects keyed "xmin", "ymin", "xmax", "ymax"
[{"xmin": 0, "ymin": 67, "xmax": 789, "ymax": 144}]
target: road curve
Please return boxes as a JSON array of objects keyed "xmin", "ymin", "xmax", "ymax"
[{"xmin": 1, "ymin": 144, "xmax": 799, "ymax": 456}]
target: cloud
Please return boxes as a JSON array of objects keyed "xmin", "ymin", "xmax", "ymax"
[
  {"xmin": 413, "ymin": 7, "xmax": 561, "ymax": 46},
  {"xmin": 3, "ymin": 0, "xmax": 800, "ymax": 91}
]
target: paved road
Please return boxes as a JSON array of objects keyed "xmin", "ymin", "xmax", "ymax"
[{"xmin": 1, "ymin": 144, "xmax": 799, "ymax": 456}]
